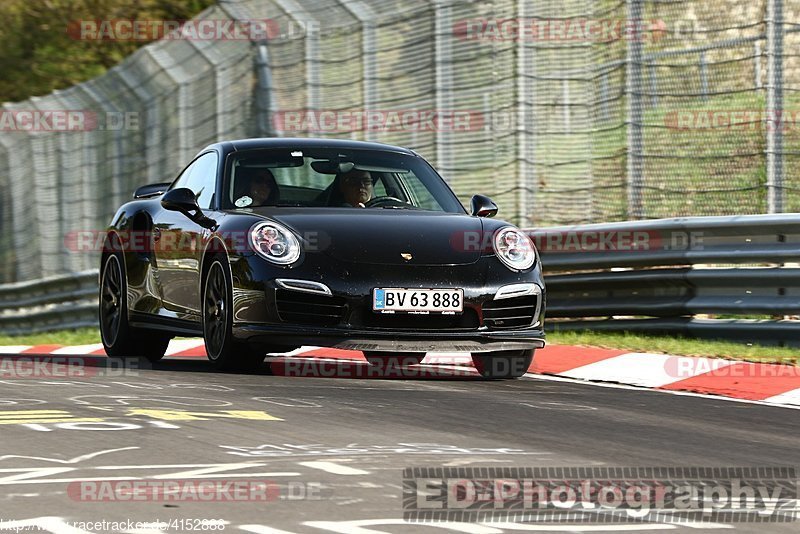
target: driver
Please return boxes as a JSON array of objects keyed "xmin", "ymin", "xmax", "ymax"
[{"xmin": 337, "ymin": 169, "xmax": 373, "ymax": 208}]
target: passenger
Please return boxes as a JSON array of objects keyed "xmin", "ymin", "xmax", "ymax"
[{"xmin": 234, "ymin": 169, "xmax": 279, "ymax": 207}]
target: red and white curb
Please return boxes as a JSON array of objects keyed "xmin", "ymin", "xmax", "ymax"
[{"xmin": 1, "ymin": 341, "xmax": 799, "ymax": 408}]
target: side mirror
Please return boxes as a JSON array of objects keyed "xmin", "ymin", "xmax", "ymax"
[
  {"xmin": 161, "ymin": 188, "xmax": 216, "ymax": 229},
  {"xmin": 134, "ymin": 182, "xmax": 170, "ymax": 199},
  {"xmin": 470, "ymin": 194, "xmax": 498, "ymax": 218}
]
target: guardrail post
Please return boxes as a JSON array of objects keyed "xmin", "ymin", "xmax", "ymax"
[
  {"xmin": 766, "ymin": 0, "xmax": 784, "ymax": 214},
  {"xmin": 626, "ymin": 0, "xmax": 645, "ymax": 219}
]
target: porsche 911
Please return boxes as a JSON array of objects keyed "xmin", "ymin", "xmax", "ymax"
[{"xmin": 99, "ymin": 138, "xmax": 545, "ymax": 378}]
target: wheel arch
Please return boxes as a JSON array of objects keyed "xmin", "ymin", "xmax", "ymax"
[
  {"xmin": 100, "ymin": 230, "xmax": 126, "ymax": 282},
  {"xmin": 199, "ymin": 235, "xmax": 233, "ymax": 306}
]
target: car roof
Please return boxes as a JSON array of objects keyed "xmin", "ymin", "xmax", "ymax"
[{"xmin": 203, "ymin": 137, "xmax": 418, "ymax": 156}]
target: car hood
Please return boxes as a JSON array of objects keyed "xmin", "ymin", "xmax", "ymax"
[{"xmin": 264, "ymin": 209, "xmax": 484, "ymax": 266}]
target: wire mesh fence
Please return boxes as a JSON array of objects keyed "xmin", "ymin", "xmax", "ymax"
[{"xmin": 0, "ymin": 0, "xmax": 798, "ymax": 285}]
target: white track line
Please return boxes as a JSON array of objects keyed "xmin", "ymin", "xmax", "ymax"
[
  {"xmin": 0, "ymin": 346, "xmax": 32, "ymax": 354},
  {"xmin": 299, "ymin": 461, "xmax": 369, "ymax": 475},
  {"xmin": 559, "ymin": 353, "xmax": 737, "ymax": 388},
  {"xmin": 525, "ymin": 373, "xmax": 800, "ymax": 410},
  {"xmin": 423, "ymin": 352, "xmax": 472, "ymax": 364},
  {"xmin": 239, "ymin": 526, "xmax": 298, "ymax": 534},
  {"xmin": 305, "ymin": 520, "xmax": 502, "ymax": 534},
  {"xmin": 50, "ymin": 344, "xmax": 104, "ymax": 355},
  {"xmin": 482, "ymin": 523, "xmax": 675, "ymax": 531},
  {"xmin": 762, "ymin": 387, "xmax": 800, "ymax": 405},
  {"xmin": 164, "ymin": 339, "xmax": 205, "ymax": 355}
]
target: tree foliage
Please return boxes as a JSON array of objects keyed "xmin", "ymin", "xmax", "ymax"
[{"xmin": 0, "ymin": 0, "xmax": 215, "ymax": 103}]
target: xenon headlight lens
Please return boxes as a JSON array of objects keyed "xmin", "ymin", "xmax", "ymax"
[
  {"xmin": 249, "ymin": 221, "xmax": 301, "ymax": 265},
  {"xmin": 493, "ymin": 227, "xmax": 536, "ymax": 271}
]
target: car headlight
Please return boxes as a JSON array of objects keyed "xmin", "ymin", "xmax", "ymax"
[
  {"xmin": 493, "ymin": 227, "xmax": 536, "ymax": 271},
  {"xmin": 249, "ymin": 221, "xmax": 301, "ymax": 265}
]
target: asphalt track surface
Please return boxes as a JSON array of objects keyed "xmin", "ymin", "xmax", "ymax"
[{"xmin": 0, "ymin": 352, "xmax": 798, "ymax": 534}]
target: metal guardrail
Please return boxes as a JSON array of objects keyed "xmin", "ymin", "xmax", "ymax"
[
  {"xmin": 0, "ymin": 215, "xmax": 798, "ymax": 345},
  {"xmin": 530, "ymin": 213, "xmax": 800, "ymax": 347},
  {"xmin": 0, "ymin": 270, "xmax": 98, "ymax": 335}
]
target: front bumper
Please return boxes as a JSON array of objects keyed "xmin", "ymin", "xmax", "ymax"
[
  {"xmin": 234, "ymin": 323, "xmax": 545, "ymax": 353},
  {"xmin": 231, "ymin": 253, "xmax": 546, "ymax": 353}
]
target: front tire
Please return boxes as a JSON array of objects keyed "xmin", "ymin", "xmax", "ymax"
[
  {"xmin": 203, "ymin": 257, "xmax": 265, "ymax": 371},
  {"xmin": 99, "ymin": 252, "xmax": 170, "ymax": 362},
  {"xmin": 471, "ymin": 349, "xmax": 534, "ymax": 379}
]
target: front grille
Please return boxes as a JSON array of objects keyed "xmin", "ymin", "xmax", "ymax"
[
  {"xmin": 275, "ymin": 289, "xmax": 347, "ymax": 327},
  {"xmin": 358, "ymin": 308, "xmax": 480, "ymax": 330},
  {"xmin": 482, "ymin": 295, "xmax": 538, "ymax": 329}
]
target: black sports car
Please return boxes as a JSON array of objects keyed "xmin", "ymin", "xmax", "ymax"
[{"xmin": 99, "ymin": 138, "xmax": 545, "ymax": 378}]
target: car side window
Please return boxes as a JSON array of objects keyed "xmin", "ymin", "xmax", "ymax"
[{"xmin": 172, "ymin": 152, "xmax": 219, "ymax": 209}]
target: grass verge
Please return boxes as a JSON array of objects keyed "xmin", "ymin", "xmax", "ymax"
[
  {"xmin": 0, "ymin": 328, "xmax": 101, "ymax": 347},
  {"xmin": 547, "ymin": 331, "xmax": 800, "ymax": 364}
]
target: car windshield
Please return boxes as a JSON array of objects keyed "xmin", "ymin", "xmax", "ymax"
[{"xmin": 223, "ymin": 147, "xmax": 465, "ymax": 213}]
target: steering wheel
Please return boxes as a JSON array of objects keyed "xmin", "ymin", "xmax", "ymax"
[{"xmin": 364, "ymin": 196, "xmax": 406, "ymax": 208}]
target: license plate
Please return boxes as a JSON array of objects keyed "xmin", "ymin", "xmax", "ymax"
[{"xmin": 373, "ymin": 288, "xmax": 463, "ymax": 313}]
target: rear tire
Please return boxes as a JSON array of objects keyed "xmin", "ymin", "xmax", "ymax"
[
  {"xmin": 364, "ymin": 352, "xmax": 426, "ymax": 367},
  {"xmin": 472, "ymin": 349, "xmax": 534, "ymax": 379},
  {"xmin": 203, "ymin": 257, "xmax": 265, "ymax": 371},
  {"xmin": 99, "ymin": 252, "xmax": 170, "ymax": 362}
]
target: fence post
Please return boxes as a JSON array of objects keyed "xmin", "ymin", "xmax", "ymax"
[
  {"xmin": 517, "ymin": 0, "xmax": 535, "ymax": 226},
  {"xmin": 766, "ymin": 0, "xmax": 784, "ymax": 214},
  {"xmin": 434, "ymin": 0, "xmax": 454, "ymax": 175},
  {"xmin": 273, "ymin": 0, "xmax": 319, "ymax": 128},
  {"xmin": 254, "ymin": 42, "xmax": 276, "ymax": 137},
  {"xmin": 626, "ymin": 0, "xmax": 644, "ymax": 219},
  {"xmin": 754, "ymin": 41, "xmax": 763, "ymax": 89},
  {"xmin": 218, "ymin": 0, "xmax": 276, "ymax": 138},
  {"xmin": 699, "ymin": 51, "xmax": 709, "ymax": 101},
  {"xmin": 340, "ymin": 0, "xmax": 377, "ymax": 140},
  {"xmin": 648, "ymin": 64, "xmax": 658, "ymax": 108}
]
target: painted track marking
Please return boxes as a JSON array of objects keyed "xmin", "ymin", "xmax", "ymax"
[{"xmin": 299, "ymin": 461, "xmax": 370, "ymax": 475}]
